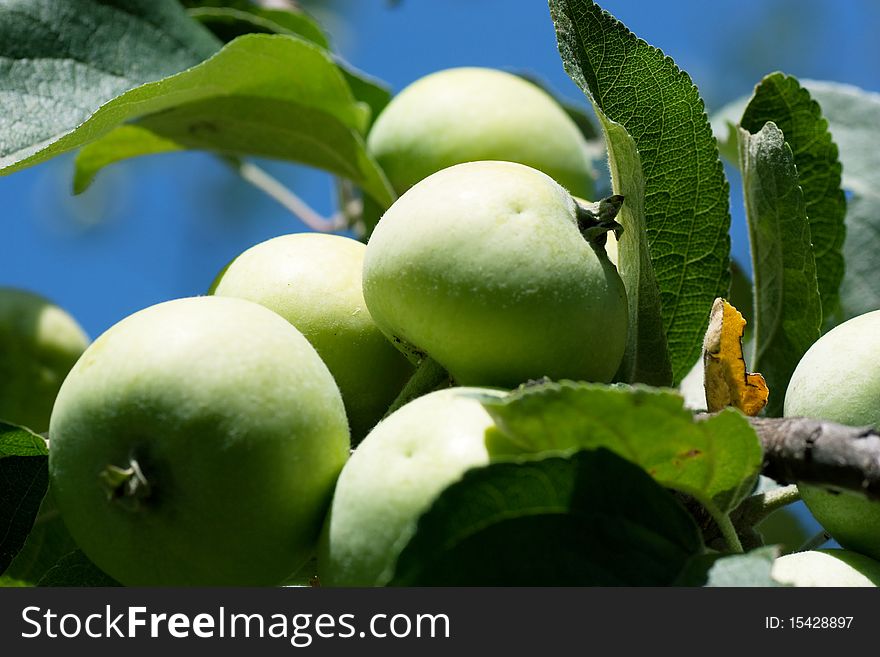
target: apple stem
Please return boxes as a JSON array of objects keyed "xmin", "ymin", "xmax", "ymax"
[
  {"xmin": 99, "ymin": 459, "xmax": 152, "ymax": 512},
  {"xmin": 574, "ymin": 195, "xmax": 625, "ymax": 247},
  {"xmin": 382, "ymin": 357, "xmax": 451, "ymax": 419},
  {"xmin": 713, "ymin": 510, "xmax": 745, "ymax": 554}
]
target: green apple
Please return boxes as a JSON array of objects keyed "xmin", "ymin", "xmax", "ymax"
[
  {"xmin": 785, "ymin": 309, "xmax": 880, "ymax": 428},
  {"xmin": 784, "ymin": 309, "xmax": 880, "ymax": 561},
  {"xmin": 49, "ymin": 296, "xmax": 350, "ymax": 586},
  {"xmin": 318, "ymin": 386, "xmax": 503, "ymax": 586},
  {"xmin": 363, "ymin": 160, "xmax": 628, "ymax": 388},
  {"xmin": 771, "ymin": 549, "xmax": 880, "ymax": 587},
  {"xmin": 0, "ymin": 287, "xmax": 89, "ymax": 432},
  {"xmin": 209, "ymin": 233, "xmax": 414, "ymax": 442},
  {"xmin": 367, "ymin": 67, "xmax": 594, "ymax": 197}
]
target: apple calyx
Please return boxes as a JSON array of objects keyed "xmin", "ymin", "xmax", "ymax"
[
  {"xmin": 575, "ymin": 194, "xmax": 624, "ymax": 248},
  {"xmin": 99, "ymin": 459, "xmax": 152, "ymax": 512}
]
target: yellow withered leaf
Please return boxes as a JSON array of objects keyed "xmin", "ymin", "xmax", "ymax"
[{"xmin": 702, "ymin": 298, "xmax": 769, "ymax": 415}]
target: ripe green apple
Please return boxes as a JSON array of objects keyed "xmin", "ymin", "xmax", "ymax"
[
  {"xmin": 784, "ymin": 310, "xmax": 880, "ymax": 561},
  {"xmin": 367, "ymin": 67, "xmax": 594, "ymax": 197},
  {"xmin": 771, "ymin": 549, "xmax": 880, "ymax": 587},
  {"xmin": 363, "ymin": 160, "xmax": 628, "ymax": 388},
  {"xmin": 318, "ymin": 386, "xmax": 504, "ymax": 586},
  {"xmin": 209, "ymin": 233, "xmax": 414, "ymax": 442},
  {"xmin": 49, "ymin": 296, "xmax": 350, "ymax": 586},
  {"xmin": 0, "ymin": 287, "xmax": 89, "ymax": 432}
]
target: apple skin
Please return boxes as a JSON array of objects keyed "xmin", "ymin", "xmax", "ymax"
[
  {"xmin": 772, "ymin": 549, "xmax": 880, "ymax": 587},
  {"xmin": 367, "ymin": 67, "xmax": 594, "ymax": 197},
  {"xmin": 209, "ymin": 233, "xmax": 414, "ymax": 442},
  {"xmin": 0, "ymin": 287, "xmax": 89, "ymax": 432},
  {"xmin": 317, "ymin": 386, "xmax": 504, "ymax": 586},
  {"xmin": 784, "ymin": 309, "xmax": 880, "ymax": 428},
  {"xmin": 363, "ymin": 160, "xmax": 628, "ymax": 388},
  {"xmin": 784, "ymin": 310, "xmax": 880, "ymax": 561},
  {"xmin": 49, "ymin": 296, "xmax": 350, "ymax": 586}
]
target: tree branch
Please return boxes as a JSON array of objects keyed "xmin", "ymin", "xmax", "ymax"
[
  {"xmin": 230, "ymin": 159, "xmax": 348, "ymax": 233},
  {"xmin": 749, "ymin": 416, "xmax": 880, "ymax": 500},
  {"xmin": 679, "ymin": 416, "xmax": 880, "ymax": 551}
]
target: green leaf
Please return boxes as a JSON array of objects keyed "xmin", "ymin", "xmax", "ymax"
[
  {"xmin": 740, "ymin": 73, "xmax": 846, "ymax": 325},
  {"xmin": 549, "ymin": 0, "xmax": 731, "ymax": 386},
  {"xmin": 481, "ymin": 382, "xmax": 762, "ymax": 517},
  {"xmin": 68, "ymin": 35, "xmax": 394, "ymax": 207},
  {"xmin": 802, "ymin": 81, "xmax": 880, "ymax": 321},
  {"xmin": 705, "ymin": 546, "xmax": 784, "ymax": 587},
  {"xmin": 738, "ymin": 122, "xmax": 822, "ymax": 417},
  {"xmin": 676, "ymin": 545, "xmax": 783, "ymax": 586},
  {"xmin": 0, "ymin": 422, "xmax": 48, "ymax": 458},
  {"xmin": 4, "ymin": 485, "xmax": 78, "ymax": 585},
  {"xmin": 37, "ymin": 550, "xmax": 120, "ymax": 587},
  {"xmin": 390, "ymin": 450, "xmax": 703, "ymax": 586},
  {"xmin": 73, "ymin": 126, "xmax": 183, "ymax": 193},
  {"xmin": 341, "ymin": 66, "xmax": 393, "ymax": 132},
  {"xmin": 0, "ymin": 0, "xmax": 220, "ymax": 171},
  {"xmin": 186, "ymin": 1, "xmax": 330, "ymax": 49},
  {"xmin": 713, "ymin": 80, "xmax": 880, "ymax": 323},
  {"xmin": 186, "ymin": 1, "xmax": 391, "ymax": 127},
  {"xmin": 0, "ymin": 423, "xmax": 49, "ymax": 574}
]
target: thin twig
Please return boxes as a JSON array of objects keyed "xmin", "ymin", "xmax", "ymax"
[
  {"xmin": 233, "ymin": 160, "xmax": 348, "ymax": 232},
  {"xmin": 795, "ymin": 530, "xmax": 832, "ymax": 554}
]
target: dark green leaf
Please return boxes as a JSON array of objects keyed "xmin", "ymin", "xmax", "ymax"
[
  {"xmin": 802, "ymin": 81, "xmax": 880, "ymax": 322},
  {"xmin": 187, "ymin": 1, "xmax": 329, "ymax": 48},
  {"xmin": 481, "ymin": 382, "xmax": 762, "ymax": 516},
  {"xmin": 1, "ymin": 423, "xmax": 49, "ymax": 574},
  {"xmin": 738, "ymin": 122, "xmax": 822, "ymax": 416},
  {"xmin": 37, "ymin": 550, "xmax": 120, "ymax": 587},
  {"xmin": 0, "ymin": 0, "xmax": 220, "ymax": 172},
  {"xmin": 740, "ymin": 73, "xmax": 846, "ymax": 325},
  {"xmin": 0, "ymin": 422, "xmax": 47, "ymax": 458},
  {"xmin": 390, "ymin": 450, "xmax": 703, "ymax": 586},
  {"xmin": 550, "ymin": 0, "xmax": 731, "ymax": 386},
  {"xmin": 69, "ymin": 35, "xmax": 394, "ymax": 207},
  {"xmin": 4, "ymin": 485, "xmax": 78, "ymax": 585}
]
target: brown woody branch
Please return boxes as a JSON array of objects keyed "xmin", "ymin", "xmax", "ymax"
[{"xmin": 749, "ymin": 416, "xmax": 880, "ymax": 501}]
